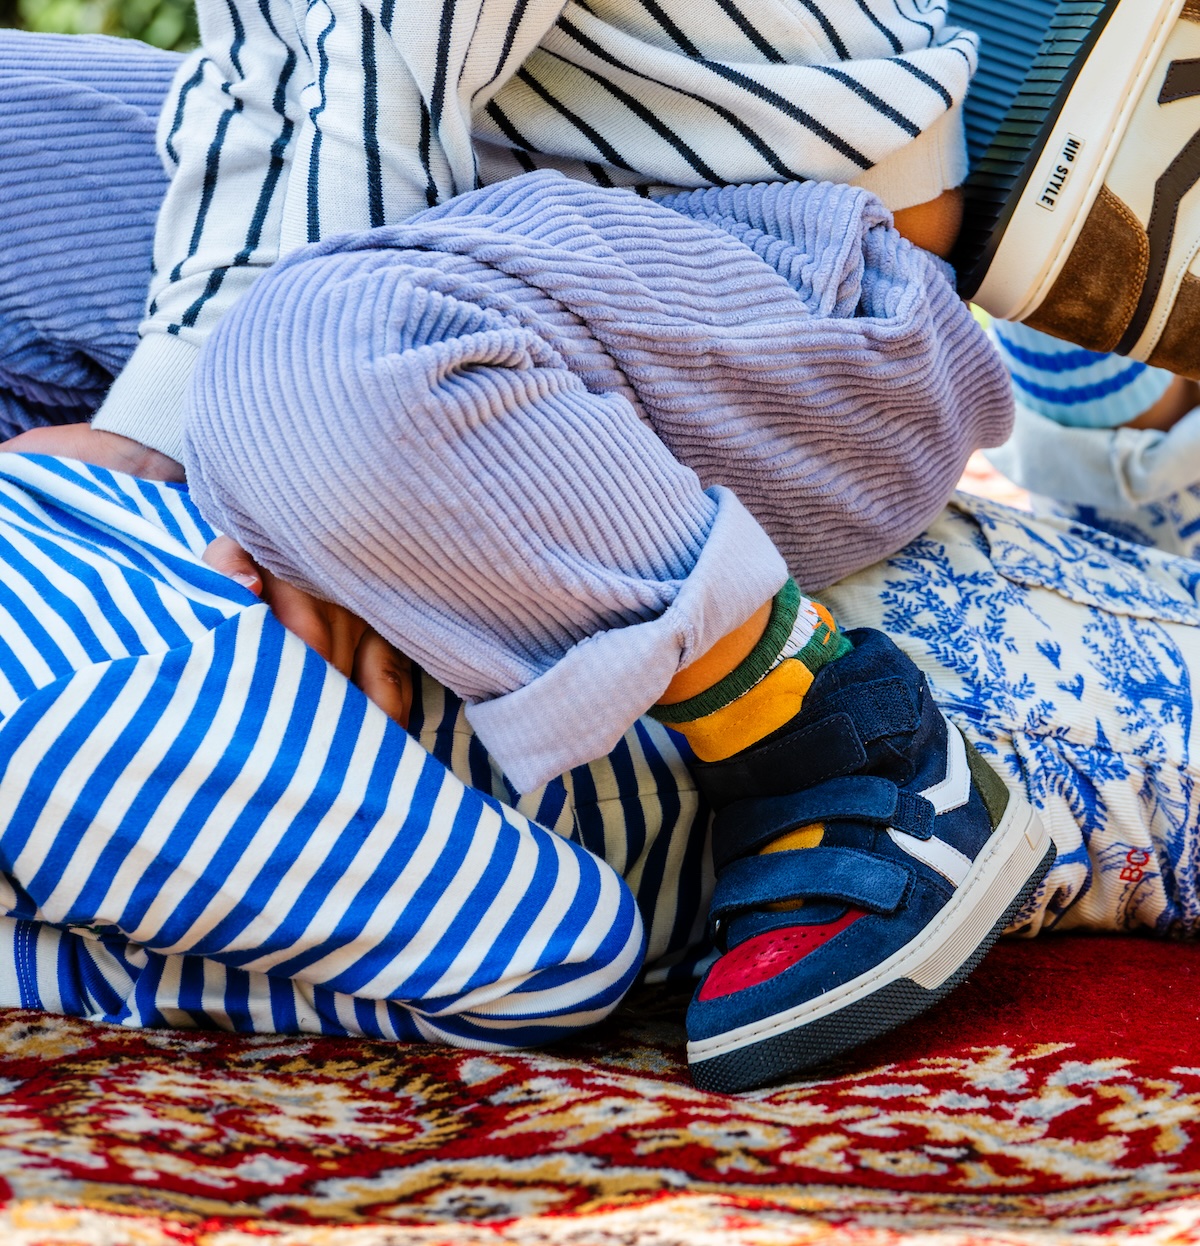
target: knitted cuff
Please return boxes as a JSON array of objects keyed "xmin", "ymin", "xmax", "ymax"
[
  {"xmin": 649, "ymin": 581, "xmax": 848, "ymax": 725},
  {"xmin": 991, "ymin": 320, "xmax": 1174, "ymax": 430}
]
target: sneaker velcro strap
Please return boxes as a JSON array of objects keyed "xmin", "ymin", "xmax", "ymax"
[
  {"xmin": 822, "ymin": 677, "xmax": 921, "ymax": 743},
  {"xmin": 713, "ymin": 779, "xmax": 935, "ymax": 872},
  {"xmin": 709, "ymin": 847, "xmax": 910, "ymax": 926},
  {"xmin": 695, "ymin": 679, "xmax": 921, "ymax": 808}
]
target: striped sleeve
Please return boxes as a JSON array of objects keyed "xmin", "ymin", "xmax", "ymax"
[
  {"xmin": 339, "ymin": 0, "xmax": 979, "ymax": 219},
  {"xmin": 990, "ymin": 319, "xmax": 1174, "ymax": 430},
  {"xmin": 476, "ymin": 0, "xmax": 976, "ymax": 207},
  {"xmin": 281, "ymin": 0, "xmax": 570, "ymax": 245},
  {"xmin": 0, "ymin": 605, "xmax": 645, "ymax": 1046},
  {"xmin": 0, "ymin": 455, "xmax": 671, "ymax": 1043},
  {"xmin": 92, "ymin": 0, "xmax": 307, "ymax": 463}
]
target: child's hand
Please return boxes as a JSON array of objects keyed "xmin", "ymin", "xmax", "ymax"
[
  {"xmin": 0, "ymin": 422, "xmax": 185, "ymax": 482},
  {"xmin": 1124, "ymin": 375, "xmax": 1200, "ymax": 432},
  {"xmin": 203, "ymin": 535, "xmax": 413, "ymax": 729}
]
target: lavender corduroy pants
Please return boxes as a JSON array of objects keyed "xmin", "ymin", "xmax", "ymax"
[
  {"xmin": 184, "ymin": 175, "xmax": 1014, "ymax": 787},
  {"xmin": 0, "ymin": 33, "xmax": 1014, "ymax": 790}
]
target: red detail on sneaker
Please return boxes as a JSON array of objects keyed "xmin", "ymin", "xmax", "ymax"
[{"xmin": 697, "ymin": 910, "xmax": 866, "ymax": 1002}]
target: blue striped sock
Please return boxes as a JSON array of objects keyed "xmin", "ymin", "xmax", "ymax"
[{"xmin": 991, "ymin": 320, "xmax": 1174, "ymax": 429}]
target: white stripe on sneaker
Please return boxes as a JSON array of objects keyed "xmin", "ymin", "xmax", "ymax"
[
  {"xmin": 886, "ymin": 721, "xmax": 972, "ymax": 885},
  {"xmin": 887, "ymin": 827, "xmax": 973, "ymax": 887},
  {"xmin": 918, "ymin": 716, "xmax": 971, "ymax": 815}
]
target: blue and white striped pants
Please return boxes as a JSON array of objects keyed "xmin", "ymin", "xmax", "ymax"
[{"xmin": 0, "ymin": 452, "xmax": 710, "ymax": 1042}]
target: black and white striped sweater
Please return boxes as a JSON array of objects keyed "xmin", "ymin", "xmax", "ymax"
[{"xmin": 93, "ymin": 0, "xmax": 977, "ymax": 461}]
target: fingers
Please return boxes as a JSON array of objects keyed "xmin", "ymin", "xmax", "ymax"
[
  {"xmin": 353, "ymin": 629, "xmax": 414, "ymax": 728},
  {"xmin": 206, "ymin": 538, "xmax": 410, "ymax": 722},
  {"xmin": 202, "ymin": 535, "xmax": 263, "ymax": 595},
  {"xmin": 202, "ymin": 536, "xmax": 364, "ymax": 676},
  {"xmin": 254, "ymin": 570, "xmax": 367, "ymax": 678},
  {"xmin": 260, "ymin": 572, "xmax": 338, "ymax": 667}
]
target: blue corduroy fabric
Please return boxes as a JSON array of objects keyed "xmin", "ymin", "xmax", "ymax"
[
  {"xmin": 0, "ymin": 33, "xmax": 181, "ymax": 439},
  {"xmin": 184, "ymin": 173, "xmax": 1014, "ymax": 787}
]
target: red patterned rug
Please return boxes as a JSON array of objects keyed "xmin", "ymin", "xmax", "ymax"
[{"xmin": 2, "ymin": 934, "xmax": 1200, "ymax": 1244}]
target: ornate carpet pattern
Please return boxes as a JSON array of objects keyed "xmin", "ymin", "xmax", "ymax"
[{"xmin": 2, "ymin": 936, "xmax": 1200, "ymax": 1244}]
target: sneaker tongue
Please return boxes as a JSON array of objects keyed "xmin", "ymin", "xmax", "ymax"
[
  {"xmin": 761, "ymin": 824, "xmax": 823, "ymax": 854},
  {"xmin": 759, "ymin": 822, "xmax": 824, "ymax": 912}
]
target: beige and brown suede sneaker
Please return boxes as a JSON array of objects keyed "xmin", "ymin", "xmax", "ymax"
[{"xmin": 954, "ymin": 0, "xmax": 1200, "ymax": 377}]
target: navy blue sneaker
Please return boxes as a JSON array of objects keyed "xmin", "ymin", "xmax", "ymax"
[{"xmin": 686, "ymin": 629, "xmax": 1055, "ymax": 1095}]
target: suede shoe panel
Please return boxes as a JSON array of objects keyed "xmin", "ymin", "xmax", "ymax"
[
  {"xmin": 1147, "ymin": 270, "xmax": 1200, "ymax": 378},
  {"xmin": 1025, "ymin": 187, "xmax": 1148, "ymax": 354}
]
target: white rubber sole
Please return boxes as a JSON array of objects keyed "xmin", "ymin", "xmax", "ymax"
[
  {"xmin": 973, "ymin": 0, "xmax": 1186, "ymax": 323},
  {"xmin": 686, "ymin": 791, "xmax": 1051, "ymax": 1066}
]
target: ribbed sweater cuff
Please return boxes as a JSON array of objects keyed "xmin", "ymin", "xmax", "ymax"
[
  {"xmin": 91, "ymin": 333, "xmax": 198, "ymax": 466},
  {"xmin": 990, "ymin": 321, "xmax": 1175, "ymax": 430},
  {"xmin": 854, "ymin": 103, "xmax": 968, "ymax": 211}
]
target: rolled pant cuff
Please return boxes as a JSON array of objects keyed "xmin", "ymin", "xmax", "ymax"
[{"xmin": 466, "ymin": 487, "xmax": 788, "ymax": 792}]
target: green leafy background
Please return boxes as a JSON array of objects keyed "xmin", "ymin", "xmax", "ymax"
[{"xmin": 1, "ymin": 0, "xmax": 196, "ymax": 49}]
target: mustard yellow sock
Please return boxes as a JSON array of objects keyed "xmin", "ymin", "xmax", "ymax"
[{"xmin": 648, "ymin": 579, "xmax": 850, "ymax": 763}]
